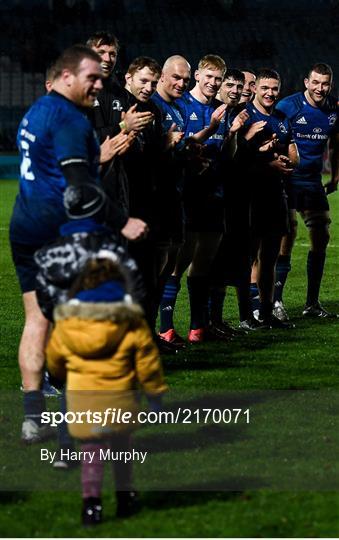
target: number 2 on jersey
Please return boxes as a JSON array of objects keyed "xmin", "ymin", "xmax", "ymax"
[{"xmin": 20, "ymin": 139, "xmax": 35, "ymax": 181}]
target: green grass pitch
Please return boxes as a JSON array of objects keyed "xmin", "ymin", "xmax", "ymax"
[{"xmin": 1, "ymin": 178, "xmax": 339, "ymax": 537}]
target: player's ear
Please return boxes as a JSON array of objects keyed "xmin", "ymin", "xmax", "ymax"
[
  {"xmin": 62, "ymin": 68, "xmax": 73, "ymax": 86},
  {"xmin": 304, "ymin": 78, "xmax": 309, "ymax": 88},
  {"xmin": 125, "ymin": 72, "xmax": 132, "ymax": 88},
  {"xmin": 194, "ymin": 69, "xmax": 200, "ymax": 82}
]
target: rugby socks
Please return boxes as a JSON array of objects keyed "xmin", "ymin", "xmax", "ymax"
[
  {"xmin": 81, "ymin": 442, "xmax": 105, "ymax": 499},
  {"xmin": 209, "ymin": 286, "xmax": 226, "ymax": 324},
  {"xmin": 259, "ymin": 301, "xmax": 273, "ymax": 321},
  {"xmin": 274, "ymin": 255, "xmax": 291, "ymax": 302},
  {"xmin": 187, "ymin": 276, "xmax": 209, "ymax": 330},
  {"xmin": 237, "ymin": 282, "xmax": 252, "ymax": 322},
  {"xmin": 250, "ymin": 283, "xmax": 260, "ymax": 312},
  {"xmin": 306, "ymin": 251, "xmax": 326, "ymax": 306},
  {"xmin": 23, "ymin": 390, "xmax": 46, "ymax": 426},
  {"xmin": 159, "ymin": 276, "xmax": 181, "ymax": 333}
]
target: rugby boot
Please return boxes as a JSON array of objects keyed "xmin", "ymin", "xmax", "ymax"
[
  {"xmin": 158, "ymin": 328, "xmax": 186, "ymax": 348},
  {"xmin": 82, "ymin": 497, "xmax": 102, "ymax": 526},
  {"xmin": 273, "ymin": 300, "xmax": 290, "ymax": 322},
  {"xmin": 187, "ymin": 328, "xmax": 205, "ymax": 344},
  {"xmin": 302, "ymin": 302, "xmax": 338, "ymax": 319}
]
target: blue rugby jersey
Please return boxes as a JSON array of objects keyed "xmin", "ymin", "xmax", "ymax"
[
  {"xmin": 276, "ymin": 92, "xmax": 339, "ymax": 184},
  {"xmin": 151, "ymin": 91, "xmax": 187, "ymax": 133},
  {"xmin": 10, "ymin": 91, "xmax": 100, "ymax": 245},
  {"xmin": 244, "ymin": 101, "xmax": 294, "ymax": 152},
  {"xmin": 177, "ymin": 91, "xmax": 227, "ymax": 160}
]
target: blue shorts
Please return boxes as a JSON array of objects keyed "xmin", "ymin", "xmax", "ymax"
[
  {"xmin": 286, "ymin": 182, "xmax": 329, "ymax": 212},
  {"xmin": 10, "ymin": 241, "xmax": 41, "ymax": 293}
]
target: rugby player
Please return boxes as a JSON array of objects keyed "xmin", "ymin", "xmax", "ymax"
[
  {"xmin": 86, "ymin": 31, "xmax": 150, "ymax": 241},
  {"xmin": 159, "ymin": 55, "xmax": 247, "ymax": 343},
  {"xmin": 241, "ymin": 68, "xmax": 299, "ymax": 328},
  {"xmin": 240, "ymin": 69, "xmax": 256, "ymax": 104},
  {"xmin": 209, "ymin": 69, "xmax": 257, "ymax": 333},
  {"xmin": 274, "ymin": 63, "xmax": 339, "ymax": 319},
  {"xmin": 152, "ymin": 56, "xmax": 191, "ymax": 348},
  {"xmin": 123, "ymin": 56, "xmax": 168, "ymax": 337},
  {"xmin": 9, "ymin": 45, "xmax": 110, "ymax": 442}
]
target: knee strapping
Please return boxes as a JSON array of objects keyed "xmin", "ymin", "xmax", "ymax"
[{"xmin": 303, "ymin": 214, "xmax": 331, "ymax": 230}]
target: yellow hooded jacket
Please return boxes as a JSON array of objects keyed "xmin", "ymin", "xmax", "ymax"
[{"xmin": 46, "ymin": 300, "xmax": 167, "ymax": 439}]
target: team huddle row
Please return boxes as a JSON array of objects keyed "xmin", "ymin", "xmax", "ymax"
[{"xmin": 8, "ymin": 30, "xmax": 338, "ymax": 524}]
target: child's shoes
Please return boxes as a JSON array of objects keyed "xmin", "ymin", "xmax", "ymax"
[{"xmin": 82, "ymin": 497, "xmax": 102, "ymax": 526}]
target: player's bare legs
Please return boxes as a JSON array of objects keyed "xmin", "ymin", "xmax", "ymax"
[
  {"xmin": 274, "ymin": 209, "xmax": 333, "ymax": 317},
  {"xmin": 272, "ymin": 211, "xmax": 298, "ymax": 319},
  {"xmin": 300, "ymin": 209, "xmax": 331, "ymax": 314},
  {"xmin": 252, "ymin": 235, "xmax": 284, "ymax": 324},
  {"xmin": 19, "ymin": 291, "xmax": 55, "ymax": 442},
  {"xmin": 19, "ymin": 291, "xmax": 50, "ymax": 390}
]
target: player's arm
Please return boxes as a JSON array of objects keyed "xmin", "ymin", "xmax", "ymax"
[
  {"xmin": 325, "ymin": 132, "xmax": 339, "ymax": 194},
  {"xmin": 120, "ymin": 104, "xmax": 154, "ymax": 133},
  {"xmin": 61, "ymin": 160, "xmax": 148, "ymax": 241},
  {"xmin": 190, "ymin": 103, "xmax": 227, "ymax": 143},
  {"xmin": 287, "ymin": 142, "xmax": 299, "ymax": 168},
  {"xmin": 221, "ymin": 110, "xmax": 250, "ymax": 158},
  {"xmin": 100, "ymin": 131, "xmax": 136, "ymax": 163}
]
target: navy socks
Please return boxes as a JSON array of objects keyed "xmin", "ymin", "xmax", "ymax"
[{"xmin": 306, "ymin": 251, "xmax": 326, "ymax": 306}]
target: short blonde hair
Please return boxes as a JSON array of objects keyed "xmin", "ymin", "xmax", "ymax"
[{"xmin": 198, "ymin": 54, "xmax": 226, "ymax": 74}]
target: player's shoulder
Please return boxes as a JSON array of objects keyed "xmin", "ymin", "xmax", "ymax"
[
  {"xmin": 272, "ymin": 107, "xmax": 289, "ymax": 122},
  {"xmin": 244, "ymin": 101, "xmax": 257, "ymax": 118},
  {"xmin": 151, "ymin": 91, "xmax": 162, "ymax": 106},
  {"xmin": 21, "ymin": 93, "xmax": 80, "ymax": 131},
  {"xmin": 211, "ymin": 97, "xmax": 224, "ymax": 109},
  {"xmin": 175, "ymin": 92, "xmax": 191, "ymax": 116},
  {"xmin": 323, "ymin": 94, "xmax": 338, "ymax": 113},
  {"xmin": 276, "ymin": 92, "xmax": 304, "ymax": 117},
  {"xmin": 177, "ymin": 91, "xmax": 191, "ymax": 106}
]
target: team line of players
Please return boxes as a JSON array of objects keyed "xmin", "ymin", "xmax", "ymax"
[{"xmin": 9, "ymin": 33, "xmax": 339, "ymax": 442}]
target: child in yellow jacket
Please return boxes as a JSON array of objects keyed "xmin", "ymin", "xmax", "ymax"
[{"xmin": 46, "ymin": 254, "xmax": 167, "ymax": 526}]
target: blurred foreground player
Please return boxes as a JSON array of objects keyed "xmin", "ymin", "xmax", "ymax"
[{"xmin": 9, "ymin": 45, "xmax": 118, "ymax": 442}]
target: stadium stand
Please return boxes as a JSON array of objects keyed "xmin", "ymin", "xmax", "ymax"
[{"xmin": 0, "ymin": 0, "xmax": 337, "ymax": 150}]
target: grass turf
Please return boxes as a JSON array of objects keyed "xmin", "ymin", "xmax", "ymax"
[{"xmin": 0, "ymin": 178, "xmax": 339, "ymax": 537}]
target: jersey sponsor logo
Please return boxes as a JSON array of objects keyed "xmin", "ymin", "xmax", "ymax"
[
  {"xmin": 112, "ymin": 99, "xmax": 123, "ymax": 111},
  {"xmin": 296, "ymin": 132, "xmax": 328, "ymax": 141},
  {"xmin": 189, "ymin": 112, "xmax": 198, "ymax": 120},
  {"xmin": 165, "ymin": 113, "xmax": 173, "ymax": 120},
  {"xmin": 313, "ymin": 127, "xmax": 322, "ymax": 133},
  {"xmin": 296, "ymin": 116, "xmax": 307, "ymax": 125},
  {"xmin": 328, "ymin": 113, "xmax": 337, "ymax": 126}
]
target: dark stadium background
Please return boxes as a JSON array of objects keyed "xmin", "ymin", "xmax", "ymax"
[{"xmin": 0, "ymin": 0, "xmax": 338, "ymax": 152}]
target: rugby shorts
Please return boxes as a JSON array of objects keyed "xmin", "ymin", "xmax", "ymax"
[
  {"xmin": 285, "ymin": 182, "xmax": 329, "ymax": 212},
  {"xmin": 10, "ymin": 241, "xmax": 41, "ymax": 293}
]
